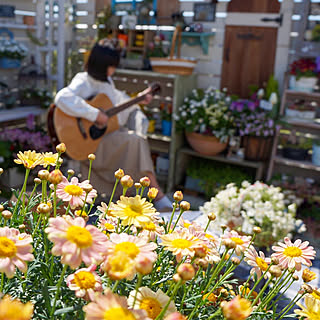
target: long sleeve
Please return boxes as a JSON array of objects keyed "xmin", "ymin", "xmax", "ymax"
[{"xmin": 54, "ymin": 73, "xmax": 100, "ymax": 123}]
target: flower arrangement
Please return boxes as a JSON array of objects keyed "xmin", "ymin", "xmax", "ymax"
[
  {"xmin": 174, "ymin": 87, "xmax": 234, "ymax": 143},
  {"xmin": 199, "ymin": 181, "xmax": 306, "ymax": 248},
  {"xmin": 290, "ymin": 58, "xmax": 319, "ymax": 79},
  {"xmin": 0, "ymin": 38, "xmax": 28, "ymax": 60},
  {"xmin": 0, "ymin": 114, "xmax": 51, "ymax": 169},
  {"xmin": 231, "ymin": 100, "xmax": 276, "ymax": 137},
  {"xmin": 0, "ymin": 143, "xmax": 317, "ymax": 320}
]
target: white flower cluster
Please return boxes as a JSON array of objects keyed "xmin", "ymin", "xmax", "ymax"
[
  {"xmin": 0, "ymin": 39, "xmax": 28, "ymax": 60},
  {"xmin": 174, "ymin": 87, "xmax": 234, "ymax": 142},
  {"xmin": 199, "ymin": 181, "xmax": 306, "ymax": 247}
]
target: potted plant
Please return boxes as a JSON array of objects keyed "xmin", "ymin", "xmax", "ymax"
[
  {"xmin": 0, "ymin": 28, "xmax": 28, "ymax": 69},
  {"xmin": 20, "ymin": 88, "xmax": 53, "ymax": 109},
  {"xmin": 280, "ymin": 133, "xmax": 312, "ymax": 161},
  {"xmin": 285, "ymin": 99, "xmax": 317, "ymax": 120},
  {"xmin": 289, "ymin": 58, "xmax": 319, "ymax": 92},
  {"xmin": 174, "ymin": 87, "xmax": 235, "ymax": 156},
  {"xmin": 231, "ymin": 100, "xmax": 276, "ymax": 161}
]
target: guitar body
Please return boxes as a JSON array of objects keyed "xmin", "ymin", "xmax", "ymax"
[{"xmin": 53, "ymin": 93, "xmax": 119, "ymax": 161}]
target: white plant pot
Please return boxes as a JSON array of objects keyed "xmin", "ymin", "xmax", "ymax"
[
  {"xmin": 294, "ymin": 77, "xmax": 318, "ymax": 92},
  {"xmin": 285, "ymin": 108, "xmax": 316, "ymax": 120}
]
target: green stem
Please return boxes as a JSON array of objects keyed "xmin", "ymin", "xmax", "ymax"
[
  {"xmin": 53, "ymin": 185, "xmax": 57, "ymax": 217},
  {"xmin": 155, "ymin": 280, "xmax": 182, "ymax": 320},
  {"xmin": 87, "ymin": 159, "xmax": 93, "ymax": 181},
  {"xmin": 32, "ymin": 215, "xmax": 42, "ymax": 238},
  {"xmin": 107, "ymin": 180, "xmax": 119, "ymax": 215},
  {"xmin": 133, "ymin": 274, "xmax": 143, "ymax": 307},
  {"xmin": 50, "ymin": 264, "xmax": 68, "ymax": 319},
  {"xmin": 171, "ymin": 209, "xmax": 185, "ymax": 233},
  {"xmin": 204, "ymin": 219, "xmax": 211, "ymax": 232},
  {"xmin": 166, "ymin": 201, "xmax": 178, "ymax": 233},
  {"xmin": 11, "ymin": 168, "xmax": 30, "ymax": 225},
  {"xmin": 251, "ymin": 276, "xmax": 274, "ymax": 307},
  {"xmin": 25, "ymin": 183, "xmax": 38, "ymax": 211},
  {"xmin": 278, "ymin": 292, "xmax": 306, "ymax": 320},
  {"xmin": 0, "ymin": 273, "xmax": 4, "ymax": 292},
  {"xmin": 21, "ymin": 169, "xmax": 30, "ymax": 214},
  {"xmin": 112, "ymin": 280, "xmax": 119, "ymax": 293}
]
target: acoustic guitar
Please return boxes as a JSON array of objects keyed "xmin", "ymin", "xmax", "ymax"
[{"xmin": 47, "ymin": 82, "xmax": 161, "ymax": 161}]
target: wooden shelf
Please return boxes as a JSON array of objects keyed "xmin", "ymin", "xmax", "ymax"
[
  {"xmin": 146, "ymin": 132, "xmax": 171, "ymax": 143},
  {"xmin": 179, "ymin": 147, "xmax": 264, "ymax": 169},
  {"xmin": 274, "ymin": 156, "xmax": 320, "ymax": 172},
  {"xmin": 285, "ymin": 90, "xmax": 320, "ymax": 101}
]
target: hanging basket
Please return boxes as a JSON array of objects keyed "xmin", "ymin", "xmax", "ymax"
[{"xmin": 150, "ymin": 26, "xmax": 197, "ymax": 75}]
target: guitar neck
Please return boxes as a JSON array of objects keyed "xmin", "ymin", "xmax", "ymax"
[{"xmin": 105, "ymin": 94, "xmax": 148, "ymax": 117}]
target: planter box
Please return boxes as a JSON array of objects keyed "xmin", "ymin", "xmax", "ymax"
[{"xmin": 0, "ymin": 57, "xmax": 21, "ymax": 69}]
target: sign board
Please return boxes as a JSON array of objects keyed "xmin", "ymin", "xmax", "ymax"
[
  {"xmin": 0, "ymin": 5, "xmax": 15, "ymax": 18},
  {"xmin": 193, "ymin": 3, "xmax": 216, "ymax": 22}
]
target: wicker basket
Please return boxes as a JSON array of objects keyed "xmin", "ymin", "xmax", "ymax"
[{"xmin": 150, "ymin": 27, "xmax": 196, "ymax": 75}]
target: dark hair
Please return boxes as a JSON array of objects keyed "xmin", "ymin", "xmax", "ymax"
[{"xmin": 86, "ymin": 41, "xmax": 120, "ymax": 82}]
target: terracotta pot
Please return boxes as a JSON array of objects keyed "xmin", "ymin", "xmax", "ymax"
[
  {"xmin": 23, "ymin": 16, "xmax": 35, "ymax": 26},
  {"xmin": 185, "ymin": 132, "xmax": 228, "ymax": 156},
  {"xmin": 243, "ymin": 136, "xmax": 273, "ymax": 161}
]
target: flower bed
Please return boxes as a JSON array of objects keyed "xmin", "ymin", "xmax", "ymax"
[{"xmin": 0, "ymin": 145, "xmax": 318, "ymax": 319}]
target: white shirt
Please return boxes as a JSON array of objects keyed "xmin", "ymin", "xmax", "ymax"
[{"xmin": 54, "ymin": 72, "xmax": 138, "ymax": 126}]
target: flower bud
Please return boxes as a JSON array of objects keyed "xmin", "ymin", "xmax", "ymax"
[
  {"xmin": 19, "ymin": 224, "xmax": 26, "ymax": 231},
  {"xmin": 0, "ymin": 168, "xmax": 3, "ymax": 175},
  {"xmin": 173, "ymin": 191, "xmax": 183, "ymax": 202},
  {"xmin": 2, "ymin": 210, "xmax": 12, "ymax": 220},
  {"xmin": 83, "ymin": 184, "xmax": 93, "ymax": 193},
  {"xmin": 120, "ymin": 175, "xmax": 133, "ymax": 188},
  {"xmin": 88, "ymin": 154, "xmax": 96, "ymax": 161},
  {"xmin": 208, "ymin": 212, "xmax": 216, "ymax": 221},
  {"xmin": 180, "ymin": 201, "xmax": 190, "ymax": 211},
  {"xmin": 221, "ymin": 224, "xmax": 227, "ymax": 232},
  {"xmin": 271, "ymin": 257, "xmax": 279, "ymax": 265},
  {"xmin": 253, "ymin": 226, "xmax": 261, "ymax": 234},
  {"xmin": 134, "ymin": 183, "xmax": 142, "ymax": 190},
  {"xmin": 0, "ymin": 205, "xmax": 4, "ymax": 213},
  {"xmin": 38, "ymin": 169, "xmax": 49, "ymax": 181},
  {"xmin": 269, "ymin": 266, "xmax": 282, "ymax": 278},
  {"xmin": 163, "ymin": 312, "xmax": 187, "ymax": 320},
  {"xmin": 56, "ymin": 143, "xmax": 66, "ymax": 153},
  {"xmin": 293, "ymin": 275, "xmax": 299, "ymax": 281},
  {"xmin": 48, "ymin": 169, "xmax": 63, "ymax": 185},
  {"xmin": 37, "ymin": 203, "xmax": 51, "ymax": 214},
  {"xmin": 34, "ymin": 177, "xmax": 41, "ymax": 185},
  {"xmin": 302, "ymin": 269, "xmax": 317, "ymax": 283},
  {"xmin": 67, "ymin": 169, "xmax": 75, "ymax": 177},
  {"xmin": 222, "ymin": 296, "xmax": 252, "ymax": 320},
  {"xmin": 57, "ymin": 158, "xmax": 63, "ymax": 165},
  {"xmin": 114, "ymin": 168, "xmax": 124, "ymax": 180},
  {"xmin": 147, "ymin": 187, "xmax": 158, "ymax": 200},
  {"xmin": 232, "ymin": 257, "xmax": 241, "ymax": 265},
  {"xmin": 301, "ymin": 283, "xmax": 313, "ymax": 294},
  {"xmin": 194, "ymin": 246, "xmax": 207, "ymax": 258},
  {"xmin": 136, "ymin": 256, "xmax": 154, "ymax": 275},
  {"xmin": 177, "ymin": 263, "xmax": 195, "ymax": 280},
  {"xmin": 172, "ymin": 273, "xmax": 181, "ymax": 283},
  {"xmin": 140, "ymin": 176, "xmax": 150, "ymax": 187},
  {"xmin": 198, "ymin": 258, "xmax": 209, "ymax": 270},
  {"xmin": 223, "ymin": 239, "xmax": 236, "ymax": 249}
]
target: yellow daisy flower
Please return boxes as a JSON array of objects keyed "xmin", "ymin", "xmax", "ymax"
[
  {"xmin": 41, "ymin": 152, "xmax": 59, "ymax": 167},
  {"xmin": 295, "ymin": 294, "xmax": 320, "ymax": 320},
  {"xmin": 111, "ymin": 195, "xmax": 158, "ymax": 228},
  {"xmin": 0, "ymin": 295, "xmax": 33, "ymax": 320},
  {"xmin": 14, "ymin": 150, "xmax": 43, "ymax": 169},
  {"xmin": 128, "ymin": 287, "xmax": 176, "ymax": 319}
]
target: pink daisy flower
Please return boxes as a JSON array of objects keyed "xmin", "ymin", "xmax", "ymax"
[
  {"xmin": 97, "ymin": 215, "xmax": 118, "ymax": 234},
  {"xmin": 221, "ymin": 230, "xmax": 251, "ymax": 256},
  {"xmin": 0, "ymin": 227, "xmax": 34, "ymax": 278},
  {"xmin": 104, "ymin": 233, "xmax": 157, "ymax": 263},
  {"xmin": 66, "ymin": 265, "xmax": 102, "ymax": 301},
  {"xmin": 83, "ymin": 289, "xmax": 150, "ymax": 320},
  {"xmin": 56, "ymin": 176, "xmax": 97, "ymax": 209},
  {"xmin": 45, "ymin": 216, "xmax": 108, "ymax": 269},
  {"xmin": 244, "ymin": 247, "xmax": 271, "ymax": 278},
  {"xmin": 272, "ymin": 237, "xmax": 316, "ymax": 271}
]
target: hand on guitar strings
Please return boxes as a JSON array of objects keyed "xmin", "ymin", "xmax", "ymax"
[{"xmin": 95, "ymin": 111, "xmax": 109, "ymax": 128}]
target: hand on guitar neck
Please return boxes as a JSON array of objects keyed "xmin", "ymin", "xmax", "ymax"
[{"xmin": 95, "ymin": 111, "xmax": 109, "ymax": 128}]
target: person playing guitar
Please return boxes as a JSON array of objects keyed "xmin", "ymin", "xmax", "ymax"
[{"xmin": 54, "ymin": 39, "xmax": 172, "ymax": 210}]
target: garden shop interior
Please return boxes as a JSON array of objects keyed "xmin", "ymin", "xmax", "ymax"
[{"xmin": 0, "ymin": 0, "xmax": 320, "ymax": 318}]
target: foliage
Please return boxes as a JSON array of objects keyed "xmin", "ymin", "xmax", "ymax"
[
  {"xmin": 200, "ymin": 181, "xmax": 305, "ymax": 249},
  {"xmin": 20, "ymin": 88, "xmax": 53, "ymax": 109},
  {"xmin": 290, "ymin": 58, "xmax": 319, "ymax": 79},
  {"xmin": 174, "ymin": 88, "xmax": 235, "ymax": 143},
  {"xmin": 0, "ymin": 145, "xmax": 317, "ymax": 320},
  {"xmin": 160, "ymin": 103, "xmax": 172, "ymax": 121},
  {"xmin": 186, "ymin": 158, "xmax": 252, "ymax": 198},
  {"xmin": 0, "ymin": 39, "xmax": 28, "ymax": 60},
  {"xmin": 312, "ymin": 24, "xmax": 320, "ymax": 42},
  {"xmin": 96, "ymin": 6, "xmax": 113, "ymax": 40}
]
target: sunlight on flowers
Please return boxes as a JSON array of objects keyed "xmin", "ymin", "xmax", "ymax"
[{"xmin": 0, "ymin": 295, "xmax": 33, "ymax": 320}]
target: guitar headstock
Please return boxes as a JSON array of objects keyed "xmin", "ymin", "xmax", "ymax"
[{"xmin": 147, "ymin": 82, "xmax": 161, "ymax": 96}]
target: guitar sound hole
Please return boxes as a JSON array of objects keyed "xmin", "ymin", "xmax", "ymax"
[{"xmin": 89, "ymin": 125, "xmax": 107, "ymax": 140}]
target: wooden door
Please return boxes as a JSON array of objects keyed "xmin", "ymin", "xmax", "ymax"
[
  {"xmin": 220, "ymin": 0, "xmax": 281, "ymax": 97},
  {"xmin": 221, "ymin": 26, "xmax": 278, "ymax": 97}
]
